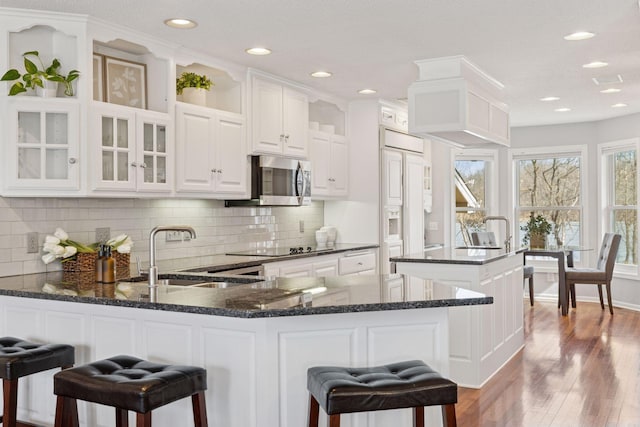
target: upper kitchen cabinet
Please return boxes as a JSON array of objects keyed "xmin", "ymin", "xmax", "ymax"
[
  {"xmin": 408, "ymin": 56, "xmax": 510, "ymax": 148},
  {"xmin": 0, "ymin": 10, "xmax": 85, "ymax": 196},
  {"xmin": 88, "ymin": 33, "xmax": 175, "ymax": 196},
  {"xmin": 308, "ymin": 100, "xmax": 348, "ymax": 198},
  {"xmin": 250, "ymin": 73, "xmax": 309, "ymax": 158},
  {"xmin": 175, "ymin": 102, "xmax": 247, "ymax": 197},
  {"xmin": 90, "ymin": 103, "xmax": 173, "ymax": 194}
]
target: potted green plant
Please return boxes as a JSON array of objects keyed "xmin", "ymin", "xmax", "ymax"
[
  {"xmin": 521, "ymin": 213, "xmax": 552, "ymax": 249},
  {"xmin": 176, "ymin": 71, "xmax": 213, "ymax": 106},
  {"xmin": 1, "ymin": 51, "xmax": 80, "ymax": 97}
]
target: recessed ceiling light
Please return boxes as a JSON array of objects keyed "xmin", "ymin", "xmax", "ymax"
[
  {"xmin": 358, "ymin": 89, "xmax": 377, "ymax": 95},
  {"xmin": 600, "ymin": 88, "xmax": 621, "ymax": 94},
  {"xmin": 555, "ymin": 107, "xmax": 571, "ymax": 112},
  {"xmin": 563, "ymin": 31, "xmax": 595, "ymax": 41},
  {"xmin": 540, "ymin": 96, "xmax": 560, "ymax": 102},
  {"xmin": 245, "ymin": 47, "xmax": 272, "ymax": 56},
  {"xmin": 611, "ymin": 103, "xmax": 628, "ymax": 108},
  {"xmin": 310, "ymin": 71, "xmax": 332, "ymax": 78},
  {"xmin": 164, "ymin": 18, "xmax": 197, "ymax": 29},
  {"xmin": 583, "ymin": 61, "xmax": 608, "ymax": 69}
]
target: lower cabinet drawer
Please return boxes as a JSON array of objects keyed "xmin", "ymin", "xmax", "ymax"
[{"xmin": 339, "ymin": 252, "xmax": 376, "ymax": 275}]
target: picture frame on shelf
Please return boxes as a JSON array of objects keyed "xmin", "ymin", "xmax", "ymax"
[
  {"xmin": 104, "ymin": 56, "xmax": 147, "ymax": 109},
  {"xmin": 92, "ymin": 54, "xmax": 104, "ymax": 102}
]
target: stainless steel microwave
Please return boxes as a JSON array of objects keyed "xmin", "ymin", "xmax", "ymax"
[{"xmin": 225, "ymin": 155, "xmax": 311, "ymax": 207}]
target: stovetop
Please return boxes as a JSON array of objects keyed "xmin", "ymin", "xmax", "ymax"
[{"xmin": 226, "ymin": 246, "xmax": 333, "ymax": 257}]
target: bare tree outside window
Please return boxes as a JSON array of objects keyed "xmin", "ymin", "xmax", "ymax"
[
  {"xmin": 611, "ymin": 150, "xmax": 637, "ymax": 264},
  {"xmin": 455, "ymin": 160, "xmax": 487, "ymax": 246},
  {"xmin": 517, "ymin": 157, "xmax": 581, "ymax": 248}
]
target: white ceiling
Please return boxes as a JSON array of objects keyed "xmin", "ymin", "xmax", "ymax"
[{"xmin": 2, "ymin": 0, "xmax": 640, "ymax": 127}]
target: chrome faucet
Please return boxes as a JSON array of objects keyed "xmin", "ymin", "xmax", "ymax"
[
  {"xmin": 148, "ymin": 226, "xmax": 196, "ymax": 289},
  {"xmin": 483, "ymin": 216, "xmax": 511, "ymax": 252}
]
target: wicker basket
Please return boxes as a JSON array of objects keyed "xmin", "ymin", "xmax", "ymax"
[
  {"xmin": 115, "ymin": 252, "xmax": 131, "ymax": 280},
  {"xmin": 62, "ymin": 252, "xmax": 98, "ymax": 272}
]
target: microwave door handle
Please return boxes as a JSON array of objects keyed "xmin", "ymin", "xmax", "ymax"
[{"xmin": 295, "ymin": 161, "xmax": 306, "ymax": 205}]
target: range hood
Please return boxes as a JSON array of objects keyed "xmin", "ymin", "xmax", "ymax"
[{"xmin": 408, "ymin": 55, "xmax": 510, "ymax": 148}]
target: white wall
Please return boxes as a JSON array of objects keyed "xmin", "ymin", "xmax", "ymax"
[{"xmin": 0, "ymin": 197, "xmax": 324, "ymax": 278}]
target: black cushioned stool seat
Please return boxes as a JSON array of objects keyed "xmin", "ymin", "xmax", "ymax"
[
  {"xmin": 524, "ymin": 265, "xmax": 535, "ymax": 306},
  {"xmin": 0, "ymin": 336, "xmax": 75, "ymax": 427},
  {"xmin": 53, "ymin": 355, "xmax": 208, "ymax": 427},
  {"xmin": 307, "ymin": 360, "xmax": 457, "ymax": 427}
]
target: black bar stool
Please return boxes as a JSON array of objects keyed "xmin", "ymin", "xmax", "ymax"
[
  {"xmin": 53, "ymin": 355, "xmax": 208, "ymax": 427},
  {"xmin": 307, "ymin": 359, "xmax": 457, "ymax": 427},
  {"xmin": 0, "ymin": 336, "xmax": 75, "ymax": 427}
]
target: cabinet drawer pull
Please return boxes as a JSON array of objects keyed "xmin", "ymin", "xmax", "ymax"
[{"xmin": 131, "ymin": 162, "xmax": 138, "ymax": 167}]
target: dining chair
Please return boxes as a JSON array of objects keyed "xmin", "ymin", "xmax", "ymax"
[
  {"xmin": 471, "ymin": 231, "xmax": 497, "ymax": 246},
  {"xmin": 564, "ymin": 233, "xmax": 621, "ymax": 315}
]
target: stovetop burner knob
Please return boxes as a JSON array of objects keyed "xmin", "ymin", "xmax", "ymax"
[{"xmin": 307, "ymin": 246, "xmax": 312, "ymax": 252}]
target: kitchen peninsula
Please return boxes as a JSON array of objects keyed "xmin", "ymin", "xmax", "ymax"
[
  {"xmin": 391, "ymin": 246, "xmax": 525, "ymax": 388},
  {"xmin": 0, "ymin": 272, "xmax": 490, "ymax": 427}
]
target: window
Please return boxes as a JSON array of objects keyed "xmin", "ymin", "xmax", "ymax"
[
  {"xmin": 454, "ymin": 156, "xmax": 493, "ymax": 246},
  {"xmin": 514, "ymin": 149, "xmax": 584, "ymax": 250},
  {"xmin": 600, "ymin": 140, "xmax": 638, "ymax": 269}
]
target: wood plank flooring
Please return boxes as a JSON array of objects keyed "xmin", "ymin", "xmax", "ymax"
[{"xmin": 457, "ymin": 301, "xmax": 640, "ymax": 426}]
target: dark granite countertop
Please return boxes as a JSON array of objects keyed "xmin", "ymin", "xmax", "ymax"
[
  {"xmin": 181, "ymin": 243, "xmax": 379, "ymax": 273},
  {"xmin": 0, "ymin": 271, "xmax": 491, "ymax": 319},
  {"xmin": 391, "ymin": 246, "xmax": 526, "ymax": 265}
]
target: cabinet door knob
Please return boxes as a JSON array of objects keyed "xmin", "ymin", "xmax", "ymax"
[
  {"xmin": 211, "ymin": 168, "xmax": 217, "ymax": 173},
  {"xmin": 68, "ymin": 157, "xmax": 77, "ymax": 164},
  {"xmin": 131, "ymin": 162, "xmax": 138, "ymax": 167},
  {"xmin": 139, "ymin": 163, "xmax": 147, "ymax": 169},
  {"xmin": 218, "ymin": 169, "xmax": 223, "ymax": 174}
]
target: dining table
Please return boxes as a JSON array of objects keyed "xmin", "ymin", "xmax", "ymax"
[{"xmin": 523, "ymin": 247, "xmax": 592, "ymax": 316}]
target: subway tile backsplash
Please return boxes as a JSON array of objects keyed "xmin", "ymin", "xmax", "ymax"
[{"xmin": 0, "ymin": 197, "xmax": 324, "ymax": 277}]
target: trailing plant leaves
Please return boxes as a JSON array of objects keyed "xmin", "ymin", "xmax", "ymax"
[
  {"xmin": 8, "ymin": 82, "xmax": 26, "ymax": 95},
  {"xmin": 24, "ymin": 57, "xmax": 38, "ymax": 74},
  {"xmin": 1, "ymin": 69, "xmax": 20, "ymax": 81}
]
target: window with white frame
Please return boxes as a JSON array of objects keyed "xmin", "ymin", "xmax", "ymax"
[
  {"xmin": 513, "ymin": 147, "xmax": 584, "ymax": 251},
  {"xmin": 599, "ymin": 139, "xmax": 638, "ymax": 272},
  {"xmin": 454, "ymin": 152, "xmax": 496, "ymax": 246}
]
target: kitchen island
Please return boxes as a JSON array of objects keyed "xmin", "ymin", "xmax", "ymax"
[
  {"xmin": 391, "ymin": 246, "xmax": 525, "ymax": 388},
  {"xmin": 0, "ymin": 272, "xmax": 490, "ymax": 427}
]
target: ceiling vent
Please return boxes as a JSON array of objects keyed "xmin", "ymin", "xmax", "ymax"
[{"xmin": 592, "ymin": 74, "xmax": 623, "ymax": 86}]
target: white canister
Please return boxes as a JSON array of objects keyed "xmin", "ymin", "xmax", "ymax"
[
  {"xmin": 315, "ymin": 230, "xmax": 329, "ymax": 248},
  {"xmin": 321, "ymin": 226, "xmax": 337, "ymax": 246}
]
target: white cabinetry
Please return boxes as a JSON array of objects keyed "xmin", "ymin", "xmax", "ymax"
[
  {"xmin": 251, "ymin": 76, "xmax": 308, "ymax": 158},
  {"xmin": 408, "ymin": 56, "xmax": 509, "ymax": 147},
  {"xmin": 175, "ymin": 103, "xmax": 247, "ymax": 196},
  {"xmin": 91, "ymin": 104, "xmax": 173, "ymax": 194},
  {"xmin": 2, "ymin": 98, "xmax": 80, "ymax": 195},
  {"xmin": 264, "ymin": 250, "xmax": 376, "ymax": 278},
  {"xmin": 395, "ymin": 254, "xmax": 524, "ymax": 388},
  {"xmin": 309, "ymin": 131, "xmax": 348, "ymax": 198},
  {"xmin": 382, "ymin": 150, "xmax": 403, "ymax": 206}
]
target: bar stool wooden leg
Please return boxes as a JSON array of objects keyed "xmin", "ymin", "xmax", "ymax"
[
  {"xmin": 192, "ymin": 391, "xmax": 209, "ymax": 427},
  {"xmin": 308, "ymin": 395, "xmax": 320, "ymax": 427},
  {"xmin": 115, "ymin": 408, "xmax": 129, "ymax": 427},
  {"xmin": 329, "ymin": 413, "xmax": 340, "ymax": 427},
  {"xmin": 442, "ymin": 404, "xmax": 457, "ymax": 427},
  {"xmin": 135, "ymin": 412, "xmax": 151, "ymax": 427},
  {"xmin": 54, "ymin": 396, "xmax": 79, "ymax": 427},
  {"xmin": 413, "ymin": 406, "xmax": 425, "ymax": 427},
  {"xmin": 3, "ymin": 378, "xmax": 18, "ymax": 427}
]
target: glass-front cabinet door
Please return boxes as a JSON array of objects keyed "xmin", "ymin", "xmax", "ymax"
[
  {"xmin": 93, "ymin": 106, "xmax": 136, "ymax": 191},
  {"xmin": 136, "ymin": 112, "xmax": 172, "ymax": 193},
  {"xmin": 5, "ymin": 99, "xmax": 80, "ymax": 192}
]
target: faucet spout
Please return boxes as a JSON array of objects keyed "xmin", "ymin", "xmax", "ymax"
[
  {"xmin": 483, "ymin": 216, "xmax": 512, "ymax": 252},
  {"xmin": 148, "ymin": 225, "xmax": 196, "ymax": 289}
]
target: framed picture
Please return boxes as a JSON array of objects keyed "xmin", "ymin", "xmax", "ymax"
[
  {"xmin": 92, "ymin": 54, "xmax": 104, "ymax": 102},
  {"xmin": 104, "ymin": 56, "xmax": 147, "ymax": 109}
]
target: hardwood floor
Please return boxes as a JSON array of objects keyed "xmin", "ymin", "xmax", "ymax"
[{"xmin": 457, "ymin": 301, "xmax": 640, "ymax": 426}]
